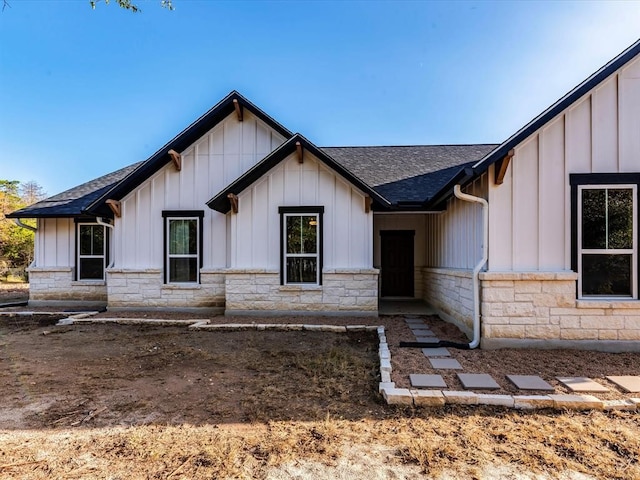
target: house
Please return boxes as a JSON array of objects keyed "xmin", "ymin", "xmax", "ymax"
[{"xmin": 9, "ymin": 39, "xmax": 640, "ymax": 351}]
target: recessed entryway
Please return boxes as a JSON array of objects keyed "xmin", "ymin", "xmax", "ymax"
[{"xmin": 380, "ymin": 230, "xmax": 414, "ymax": 297}]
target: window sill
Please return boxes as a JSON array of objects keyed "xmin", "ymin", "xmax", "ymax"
[
  {"xmin": 162, "ymin": 284, "xmax": 201, "ymax": 290},
  {"xmin": 279, "ymin": 285, "xmax": 322, "ymax": 292},
  {"xmin": 72, "ymin": 280, "xmax": 106, "ymax": 286},
  {"xmin": 576, "ymin": 299, "xmax": 640, "ymax": 309}
]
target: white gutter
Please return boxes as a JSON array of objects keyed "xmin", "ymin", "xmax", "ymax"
[
  {"xmin": 13, "ymin": 218, "xmax": 37, "ymax": 232},
  {"xmin": 96, "ymin": 217, "xmax": 115, "ymax": 268},
  {"xmin": 453, "ymin": 185, "xmax": 488, "ymax": 349}
]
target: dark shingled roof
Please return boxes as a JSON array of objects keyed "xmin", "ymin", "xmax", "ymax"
[
  {"xmin": 322, "ymin": 145, "xmax": 498, "ymax": 204},
  {"xmin": 9, "ymin": 144, "xmax": 499, "ymax": 218},
  {"xmin": 6, "ymin": 162, "xmax": 143, "ymax": 218}
]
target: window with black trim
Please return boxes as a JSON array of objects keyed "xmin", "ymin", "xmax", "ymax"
[
  {"xmin": 77, "ymin": 223, "xmax": 107, "ymax": 280},
  {"xmin": 571, "ymin": 174, "xmax": 639, "ymax": 299},
  {"xmin": 162, "ymin": 211, "xmax": 204, "ymax": 284},
  {"xmin": 279, "ymin": 206, "xmax": 324, "ymax": 285}
]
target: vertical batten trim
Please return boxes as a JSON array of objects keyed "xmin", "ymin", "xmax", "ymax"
[
  {"xmin": 537, "ymin": 131, "xmax": 543, "ymax": 271},
  {"xmin": 615, "ymin": 73, "xmax": 621, "ymax": 172},
  {"xmin": 510, "ymin": 149, "xmax": 515, "ymax": 270},
  {"xmin": 589, "ymin": 92, "xmax": 594, "ymax": 172}
]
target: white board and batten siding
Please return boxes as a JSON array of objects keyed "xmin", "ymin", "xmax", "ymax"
[
  {"xmin": 36, "ymin": 217, "xmax": 75, "ymax": 267},
  {"xmin": 489, "ymin": 55, "xmax": 640, "ymax": 271},
  {"xmin": 231, "ymin": 152, "xmax": 373, "ymax": 270},
  {"xmin": 113, "ymin": 111, "xmax": 285, "ymax": 270},
  {"xmin": 424, "ymin": 175, "xmax": 488, "ymax": 270}
]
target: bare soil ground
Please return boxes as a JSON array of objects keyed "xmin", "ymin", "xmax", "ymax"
[
  {"xmin": 0, "ymin": 282, "xmax": 29, "ymax": 304},
  {"xmin": 91, "ymin": 310, "xmax": 640, "ymax": 400},
  {"xmin": 0, "ymin": 314, "xmax": 639, "ymax": 479}
]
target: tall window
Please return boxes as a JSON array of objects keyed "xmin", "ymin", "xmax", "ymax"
[
  {"xmin": 77, "ymin": 224, "xmax": 106, "ymax": 280},
  {"xmin": 163, "ymin": 211, "xmax": 204, "ymax": 284},
  {"xmin": 279, "ymin": 206, "xmax": 323, "ymax": 285},
  {"xmin": 573, "ymin": 179, "xmax": 638, "ymax": 299}
]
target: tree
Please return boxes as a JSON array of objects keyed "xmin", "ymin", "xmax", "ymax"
[
  {"xmin": 89, "ymin": 0, "xmax": 174, "ymax": 12},
  {"xmin": 20, "ymin": 181, "xmax": 47, "ymax": 206},
  {"xmin": 2, "ymin": 0, "xmax": 174, "ymax": 13},
  {"xmin": 0, "ymin": 180, "xmax": 46, "ymax": 277}
]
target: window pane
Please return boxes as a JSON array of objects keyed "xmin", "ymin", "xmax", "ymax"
[
  {"xmin": 93, "ymin": 226, "xmax": 104, "ymax": 253},
  {"xmin": 79, "ymin": 225, "xmax": 93, "ymax": 255},
  {"xmin": 286, "ymin": 257, "xmax": 317, "ymax": 283},
  {"xmin": 582, "ymin": 254, "xmax": 631, "ymax": 296},
  {"xmin": 169, "ymin": 257, "xmax": 198, "ymax": 283},
  {"xmin": 79, "ymin": 258, "xmax": 104, "ymax": 280},
  {"xmin": 286, "ymin": 215, "xmax": 317, "ymax": 254},
  {"xmin": 581, "ymin": 189, "xmax": 606, "ymax": 249},
  {"xmin": 170, "ymin": 219, "xmax": 197, "ymax": 255},
  {"xmin": 608, "ymin": 189, "xmax": 633, "ymax": 249}
]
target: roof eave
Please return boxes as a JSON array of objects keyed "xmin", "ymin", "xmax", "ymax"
[{"xmin": 423, "ymin": 167, "xmax": 475, "ymax": 210}]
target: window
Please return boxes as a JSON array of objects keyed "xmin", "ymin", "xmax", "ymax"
[
  {"xmin": 77, "ymin": 223, "xmax": 106, "ymax": 280},
  {"xmin": 279, "ymin": 206, "xmax": 324, "ymax": 285},
  {"xmin": 571, "ymin": 174, "xmax": 639, "ymax": 299},
  {"xmin": 162, "ymin": 211, "xmax": 204, "ymax": 284}
]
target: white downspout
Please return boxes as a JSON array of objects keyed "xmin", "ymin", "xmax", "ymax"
[
  {"xmin": 13, "ymin": 218, "xmax": 37, "ymax": 232},
  {"xmin": 453, "ymin": 185, "xmax": 488, "ymax": 349},
  {"xmin": 96, "ymin": 217, "xmax": 115, "ymax": 268}
]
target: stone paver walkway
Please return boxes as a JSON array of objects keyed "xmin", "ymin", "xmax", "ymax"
[{"xmin": 401, "ymin": 315, "xmax": 640, "ymax": 408}]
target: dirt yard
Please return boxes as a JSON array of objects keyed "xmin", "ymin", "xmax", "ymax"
[
  {"xmin": 0, "ymin": 314, "xmax": 638, "ymax": 479},
  {"xmin": 0, "ymin": 282, "xmax": 29, "ymax": 304}
]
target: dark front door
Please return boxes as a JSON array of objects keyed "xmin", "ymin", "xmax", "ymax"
[{"xmin": 380, "ymin": 230, "xmax": 414, "ymax": 297}]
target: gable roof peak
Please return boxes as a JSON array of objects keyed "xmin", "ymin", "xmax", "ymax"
[{"xmin": 83, "ymin": 90, "xmax": 294, "ymax": 215}]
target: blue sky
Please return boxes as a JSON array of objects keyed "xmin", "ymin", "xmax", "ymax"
[{"xmin": 1, "ymin": 0, "xmax": 639, "ymax": 196}]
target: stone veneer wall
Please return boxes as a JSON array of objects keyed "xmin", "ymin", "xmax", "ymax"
[
  {"xmin": 421, "ymin": 267, "xmax": 474, "ymax": 337},
  {"xmin": 480, "ymin": 271, "xmax": 640, "ymax": 351},
  {"xmin": 106, "ymin": 268, "xmax": 225, "ymax": 309},
  {"xmin": 28, "ymin": 267, "xmax": 107, "ymax": 304},
  {"xmin": 225, "ymin": 268, "xmax": 379, "ymax": 315}
]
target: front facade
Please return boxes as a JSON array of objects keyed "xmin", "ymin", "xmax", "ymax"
[{"xmin": 9, "ymin": 39, "xmax": 640, "ymax": 350}]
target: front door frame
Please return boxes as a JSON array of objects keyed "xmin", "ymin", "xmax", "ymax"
[{"xmin": 380, "ymin": 229, "xmax": 415, "ymax": 298}]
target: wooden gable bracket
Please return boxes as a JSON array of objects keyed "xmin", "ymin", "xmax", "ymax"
[
  {"xmin": 105, "ymin": 199, "xmax": 121, "ymax": 218},
  {"xmin": 494, "ymin": 149, "xmax": 514, "ymax": 186},
  {"xmin": 296, "ymin": 141, "xmax": 304, "ymax": 163},
  {"xmin": 227, "ymin": 193, "xmax": 239, "ymax": 214},
  {"xmin": 168, "ymin": 149, "xmax": 182, "ymax": 171},
  {"xmin": 364, "ymin": 195, "xmax": 372, "ymax": 213},
  {"xmin": 233, "ymin": 99, "xmax": 243, "ymax": 122}
]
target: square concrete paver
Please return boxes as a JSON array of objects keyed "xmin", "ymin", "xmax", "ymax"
[
  {"xmin": 415, "ymin": 336, "xmax": 440, "ymax": 343},
  {"xmin": 606, "ymin": 376, "xmax": 640, "ymax": 393},
  {"xmin": 429, "ymin": 358, "xmax": 463, "ymax": 370},
  {"xmin": 409, "ymin": 374, "xmax": 447, "ymax": 388},
  {"xmin": 556, "ymin": 377, "xmax": 610, "ymax": 392},
  {"xmin": 405, "ymin": 323, "xmax": 425, "ymax": 329},
  {"xmin": 457, "ymin": 373, "xmax": 500, "ymax": 390},
  {"xmin": 411, "ymin": 329, "xmax": 435, "ymax": 336},
  {"xmin": 422, "ymin": 347, "xmax": 451, "ymax": 357},
  {"xmin": 506, "ymin": 375, "xmax": 555, "ymax": 391}
]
